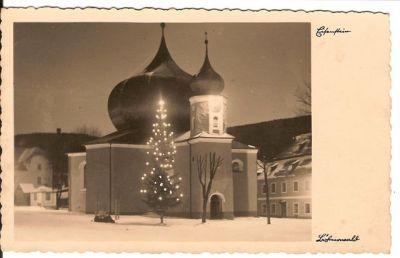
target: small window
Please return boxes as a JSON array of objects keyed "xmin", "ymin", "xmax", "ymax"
[
  {"xmin": 293, "ymin": 203, "xmax": 299, "ymax": 214},
  {"xmin": 305, "ymin": 180, "xmax": 310, "ymax": 191},
  {"xmin": 262, "ymin": 204, "xmax": 267, "ymax": 215},
  {"xmin": 45, "ymin": 192, "xmax": 51, "ymax": 201},
  {"xmin": 37, "ymin": 177, "xmax": 42, "ymax": 185},
  {"xmin": 293, "ymin": 181, "xmax": 299, "ymax": 192},
  {"xmin": 213, "ymin": 116, "xmax": 218, "ymax": 128},
  {"xmin": 270, "ymin": 183, "xmax": 276, "ymax": 193},
  {"xmin": 37, "ymin": 164, "xmax": 42, "ymax": 170},
  {"xmin": 271, "ymin": 203, "xmax": 276, "ymax": 215},
  {"xmin": 34, "ymin": 193, "xmax": 37, "ymax": 200},
  {"xmin": 281, "ymin": 182, "xmax": 287, "ymax": 193},
  {"xmin": 262, "ymin": 184, "xmax": 267, "ymax": 194},
  {"xmin": 305, "ymin": 203, "xmax": 311, "ymax": 214}
]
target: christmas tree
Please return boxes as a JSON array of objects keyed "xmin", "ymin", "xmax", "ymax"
[{"xmin": 140, "ymin": 99, "xmax": 182, "ymax": 224}]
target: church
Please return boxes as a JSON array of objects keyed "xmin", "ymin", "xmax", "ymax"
[{"xmin": 67, "ymin": 24, "xmax": 258, "ymax": 219}]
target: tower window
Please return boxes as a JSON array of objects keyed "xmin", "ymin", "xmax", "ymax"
[
  {"xmin": 37, "ymin": 177, "xmax": 42, "ymax": 185},
  {"xmin": 213, "ymin": 116, "xmax": 218, "ymax": 127},
  {"xmin": 232, "ymin": 159, "xmax": 243, "ymax": 173}
]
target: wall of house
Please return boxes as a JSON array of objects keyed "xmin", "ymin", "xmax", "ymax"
[
  {"xmin": 15, "ymin": 186, "xmax": 30, "ymax": 206},
  {"xmin": 257, "ymin": 173, "xmax": 312, "ymax": 218},
  {"xmin": 188, "ymin": 140, "xmax": 234, "ymax": 219},
  {"xmin": 232, "ymin": 150, "xmax": 258, "ymax": 216},
  {"xmin": 14, "ymin": 154, "xmax": 53, "ymax": 190},
  {"xmin": 14, "ymin": 153, "xmax": 53, "ymax": 206},
  {"xmin": 30, "ymin": 192, "xmax": 57, "ymax": 208},
  {"xmin": 68, "ymin": 154, "xmax": 87, "ymax": 212}
]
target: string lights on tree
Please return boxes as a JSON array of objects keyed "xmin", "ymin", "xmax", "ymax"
[{"xmin": 139, "ymin": 98, "xmax": 182, "ymax": 224}]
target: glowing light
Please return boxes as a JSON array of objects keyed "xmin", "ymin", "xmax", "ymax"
[
  {"xmin": 180, "ymin": 193, "xmax": 183, "ymax": 197},
  {"xmin": 159, "ymin": 99, "xmax": 165, "ymax": 106},
  {"xmin": 158, "ymin": 196, "xmax": 163, "ymax": 201}
]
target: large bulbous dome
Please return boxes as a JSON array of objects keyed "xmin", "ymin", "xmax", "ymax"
[{"xmin": 108, "ymin": 24, "xmax": 193, "ymax": 133}]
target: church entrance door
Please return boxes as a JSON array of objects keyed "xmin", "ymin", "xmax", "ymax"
[{"xmin": 210, "ymin": 195, "xmax": 222, "ymax": 219}]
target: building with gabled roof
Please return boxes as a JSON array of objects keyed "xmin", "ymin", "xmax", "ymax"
[{"xmin": 257, "ymin": 133, "xmax": 312, "ymax": 218}]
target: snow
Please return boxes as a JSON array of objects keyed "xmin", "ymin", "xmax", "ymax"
[{"xmin": 14, "ymin": 207, "xmax": 311, "ymax": 242}]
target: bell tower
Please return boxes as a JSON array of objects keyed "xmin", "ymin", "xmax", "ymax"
[
  {"xmin": 190, "ymin": 32, "xmax": 227, "ymax": 137},
  {"xmin": 187, "ymin": 32, "xmax": 234, "ymax": 219}
]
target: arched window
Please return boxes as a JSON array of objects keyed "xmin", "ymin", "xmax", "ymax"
[{"xmin": 232, "ymin": 159, "xmax": 244, "ymax": 173}]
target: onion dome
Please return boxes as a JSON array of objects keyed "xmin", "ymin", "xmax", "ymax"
[
  {"xmin": 190, "ymin": 32, "xmax": 225, "ymax": 95},
  {"xmin": 108, "ymin": 23, "xmax": 193, "ymax": 133}
]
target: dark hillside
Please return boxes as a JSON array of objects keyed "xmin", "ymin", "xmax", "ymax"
[{"xmin": 228, "ymin": 115, "xmax": 311, "ymax": 160}]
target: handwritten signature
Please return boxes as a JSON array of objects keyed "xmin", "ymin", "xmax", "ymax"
[
  {"xmin": 316, "ymin": 26, "xmax": 351, "ymax": 37},
  {"xmin": 316, "ymin": 233, "xmax": 360, "ymax": 242}
]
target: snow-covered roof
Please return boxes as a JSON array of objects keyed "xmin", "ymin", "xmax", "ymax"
[
  {"xmin": 33, "ymin": 186, "xmax": 54, "ymax": 193},
  {"xmin": 257, "ymin": 155, "xmax": 311, "ymax": 180},
  {"xmin": 16, "ymin": 147, "xmax": 47, "ymax": 170},
  {"xmin": 19, "ymin": 183, "xmax": 35, "ymax": 193},
  {"xmin": 174, "ymin": 131, "xmax": 235, "ymax": 143},
  {"xmin": 274, "ymin": 133, "xmax": 311, "ymax": 160}
]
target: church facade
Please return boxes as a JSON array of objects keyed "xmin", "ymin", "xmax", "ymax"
[{"xmin": 68, "ymin": 24, "xmax": 258, "ymax": 219}]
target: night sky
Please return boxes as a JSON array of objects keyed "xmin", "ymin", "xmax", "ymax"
[{"xmin": 14, "ymin": 23, "xmax": 310, "ymax": 135}]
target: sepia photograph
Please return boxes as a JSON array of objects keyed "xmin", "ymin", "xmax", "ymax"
[
  {"xmin": 13, "ymin": 22, "xmax": 311, "ymax": 242},
  {"xmin": 1, "ymin": 7, "xmax": 392, "ymax": 253}
]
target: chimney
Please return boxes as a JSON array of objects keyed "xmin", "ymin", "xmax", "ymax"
[{"xmin": 56, "ymin": 128, "xmax": 62, "ymax": 134}]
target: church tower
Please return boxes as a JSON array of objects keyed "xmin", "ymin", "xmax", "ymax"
[
  {"xmin": 187, "ymin": 33, "xmax": 235, "ymax": 219},
  {"xmin": 189, "ymin": 33, "xmax": 227, "ymax": 137}
]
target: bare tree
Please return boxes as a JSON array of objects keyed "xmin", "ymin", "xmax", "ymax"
[
  {"xmin": 73, "ymin": 125, "xmax": 102, "ymax": 137},
  {"xmin": 196, "ymin": 152, "xmax": 223, "ymax": 223},
  {"xmin": 295, "ymin": 81, "xmax": 311, "ymax": 115},
  {"xmin": 257, "ymin": 156, "xmax": 271, "ymax": 224}
]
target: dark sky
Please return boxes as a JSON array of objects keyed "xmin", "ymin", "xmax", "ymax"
[{"xmin": 14, "ymin": 23, "xmax": 310, "ymax": 135}]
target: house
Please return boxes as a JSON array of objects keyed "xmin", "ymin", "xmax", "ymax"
[
  {"xmin": 14, "ymin": 129, "xmax": 96, "ymax": 207},
  {"xmin": 257, "ymin": 133, "xmax": 312, "ymax": 218},
  {"xmin": 14, "ymin": 147, "xmax": 53, "ymax": 206}
]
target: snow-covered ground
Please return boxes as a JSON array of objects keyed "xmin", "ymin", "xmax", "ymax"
[{"xmin": 14, "ymin": 207, "xmax": 311, "ymax": 242}]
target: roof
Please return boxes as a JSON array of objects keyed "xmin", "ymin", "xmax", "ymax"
[
  {"xmin": 232, "ymin": 141, "xmax": 256, "ymax": 149},
  {"xmin": 273, "ymin": 133, "xmax": 311, "ymax": 160},
  {"xmin": 17, "ymin": 147, "xmax": 47, "ymax": 166},
  {"xmin": 257, "ymin": 155, "xmax": 311, "ymax": 180},
  {"xmin": 142, "ymin": 23, "xmax": 192, "ymax": 82},
  {"xmin": 86, "ymin": 128, "xmax": 147, "ymax": 145},
  {"xmin": 190, "ymin": 33, "xmax": 224, "ymax": 95},
  {"xmin": 174, "ymin": 131, "xmax": 235, "ymax": 143},
  {"xmin": 18, "ymin": 183, "xmax": 35, "ymax": 193}
]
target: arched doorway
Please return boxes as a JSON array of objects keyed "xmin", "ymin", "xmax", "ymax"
[{"xmin": 210, "ymin": 194, "xmax": 223, "ymax": 219}]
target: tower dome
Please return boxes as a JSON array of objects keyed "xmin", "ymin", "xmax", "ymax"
[
  {"xmin": 108, "ymin": 23, "xmax": 193, "ymax": 133},
  {"xmin": 190, "ymin": 32, "xmax": 225, "ymax": 95}
]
